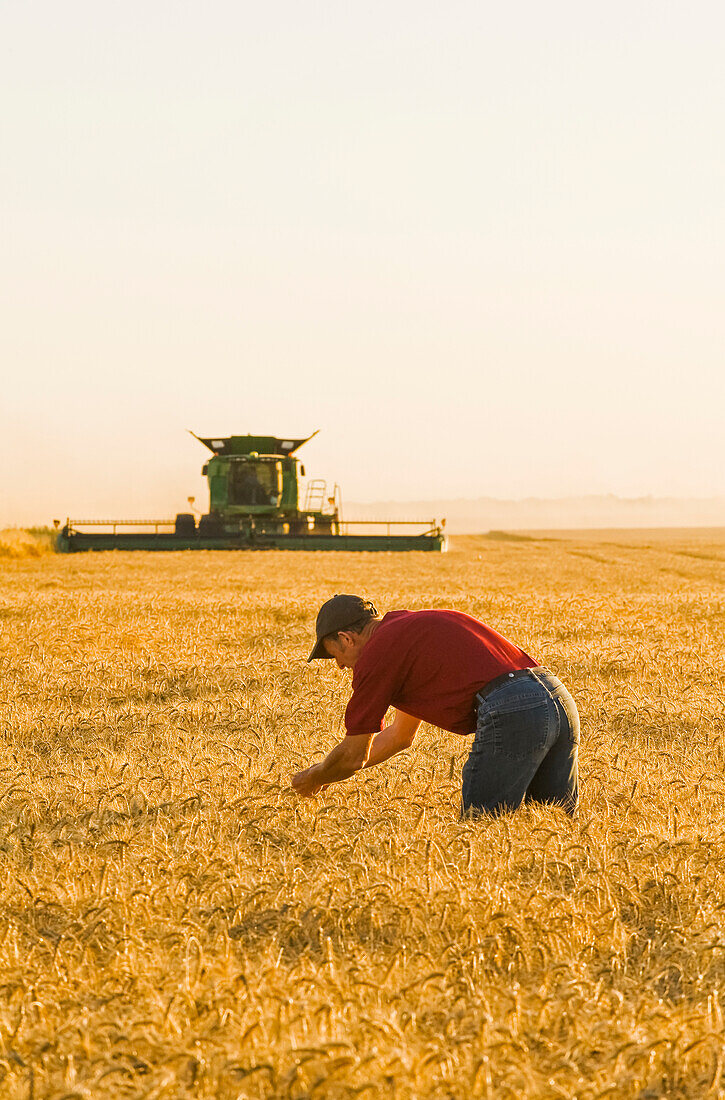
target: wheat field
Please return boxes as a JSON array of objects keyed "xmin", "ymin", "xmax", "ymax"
[{"xmin": 1, "ymin": 531, "xmax": 725, "ymax": 1099}]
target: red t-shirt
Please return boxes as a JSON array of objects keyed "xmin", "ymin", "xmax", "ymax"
[{"xmin": 345, "ymin": 609, "xmax": 536, "ymax": 737}]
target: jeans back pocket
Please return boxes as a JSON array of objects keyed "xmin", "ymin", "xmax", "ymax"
[{"xmin": 485, "ymin": 683, "xmax": 556, "ymax": 760}]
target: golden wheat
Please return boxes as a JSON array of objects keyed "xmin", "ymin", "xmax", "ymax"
[{"xmin": 1, "ymin": 530, "xmax": 724, "ymax": 1098}]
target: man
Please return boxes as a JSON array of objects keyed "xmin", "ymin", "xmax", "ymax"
[{"xmin": 292, "ymin": 594, "xmax": 579, "ymax": 816}]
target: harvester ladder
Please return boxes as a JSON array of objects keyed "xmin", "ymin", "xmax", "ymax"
[{"xmin": 304, "ymin": 479, "xmax": 327, "ymax": 512}]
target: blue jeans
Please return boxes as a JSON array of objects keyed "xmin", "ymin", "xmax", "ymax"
[{"xmin": 461, "ymin": 668, "xmax": 579, "ymax": 817}]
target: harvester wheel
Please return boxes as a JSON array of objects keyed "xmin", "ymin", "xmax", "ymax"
[
  {"xmin": 174, "ymin": 513, "xmax": 197, "ymax": 537},
  {"xmin": 198, "ymin": 513, "xmax": 224, "ymax": 537}
]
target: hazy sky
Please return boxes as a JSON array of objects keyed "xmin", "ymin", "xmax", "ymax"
[{"xmin": 2, "ymin": 1, "xmax": 724, "ymax": 524}]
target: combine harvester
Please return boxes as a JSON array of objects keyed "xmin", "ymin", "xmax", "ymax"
[{"xmin": 57, "ymin": 431, "xmax": 446, "ymax": 553}]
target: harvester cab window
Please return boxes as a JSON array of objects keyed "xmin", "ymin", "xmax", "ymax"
[{"xmin": 230, "ymin": 460, "xmax": 281, "ymax": 507}]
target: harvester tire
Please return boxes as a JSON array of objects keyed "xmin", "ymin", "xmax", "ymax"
[
  {"xmin": 198, "ymin": 513, "xmax": 224, "ymax": 537},
  {"xmin": 174, "ymin": 513, "xmax": 197, "ymax": 537}
]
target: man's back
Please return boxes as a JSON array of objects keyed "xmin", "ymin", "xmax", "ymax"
[{"xmin": 346, "ymin": 609, "xmax": 536, "ymax": 735}]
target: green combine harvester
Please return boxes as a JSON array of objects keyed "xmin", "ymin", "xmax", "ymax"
[{"xmin": 57, "ymin": 431, "xmax": 446, "ymax": 552}]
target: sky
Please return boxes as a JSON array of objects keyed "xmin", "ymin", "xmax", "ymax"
[{"xmin": 2, "ymin": 1, "xmax": 724, "ymax": 525}]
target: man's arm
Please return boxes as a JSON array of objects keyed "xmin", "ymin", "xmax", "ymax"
[
  {"xmin": 363, "ymin": 709, "xmax": 421, "ymax": 768},
  {"xmin": 291, "ymin": 733, "xmax": 374, "ymax": 796},
  {"xmin": 291, "ymin": 710, "xmax": 420, "ymax": 797}
]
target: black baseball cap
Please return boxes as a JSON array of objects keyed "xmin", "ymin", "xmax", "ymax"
[{"xmin": 307, "ymin": 594, "xmax": 378, "ymax": 661}]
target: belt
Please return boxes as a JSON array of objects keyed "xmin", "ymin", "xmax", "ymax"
[{"xmin": 477, "ymin": 666, "xmax": 543, "ymax": 702}]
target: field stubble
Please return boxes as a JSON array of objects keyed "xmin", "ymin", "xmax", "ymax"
[{"xmin": 1, "ymin": 531, "xmax": 725, "ymax": 1098}]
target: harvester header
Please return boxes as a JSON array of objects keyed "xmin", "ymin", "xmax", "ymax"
[{"xmin": 57, "ymin": 430, "xmax": 446, "ymax": 553}]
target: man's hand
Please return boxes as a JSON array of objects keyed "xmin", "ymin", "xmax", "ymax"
[{"xmin": 291, "ymin": 766, "xmax": 327, "ymax": 798}]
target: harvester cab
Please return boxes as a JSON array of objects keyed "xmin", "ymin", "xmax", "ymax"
[
  {"xmin": 187, "ymin": 431, "xmax": 337, "ymax": 538},
  {"xmin": 57, "ymin": 430, "xmax": 446, "ymax": 552}
]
